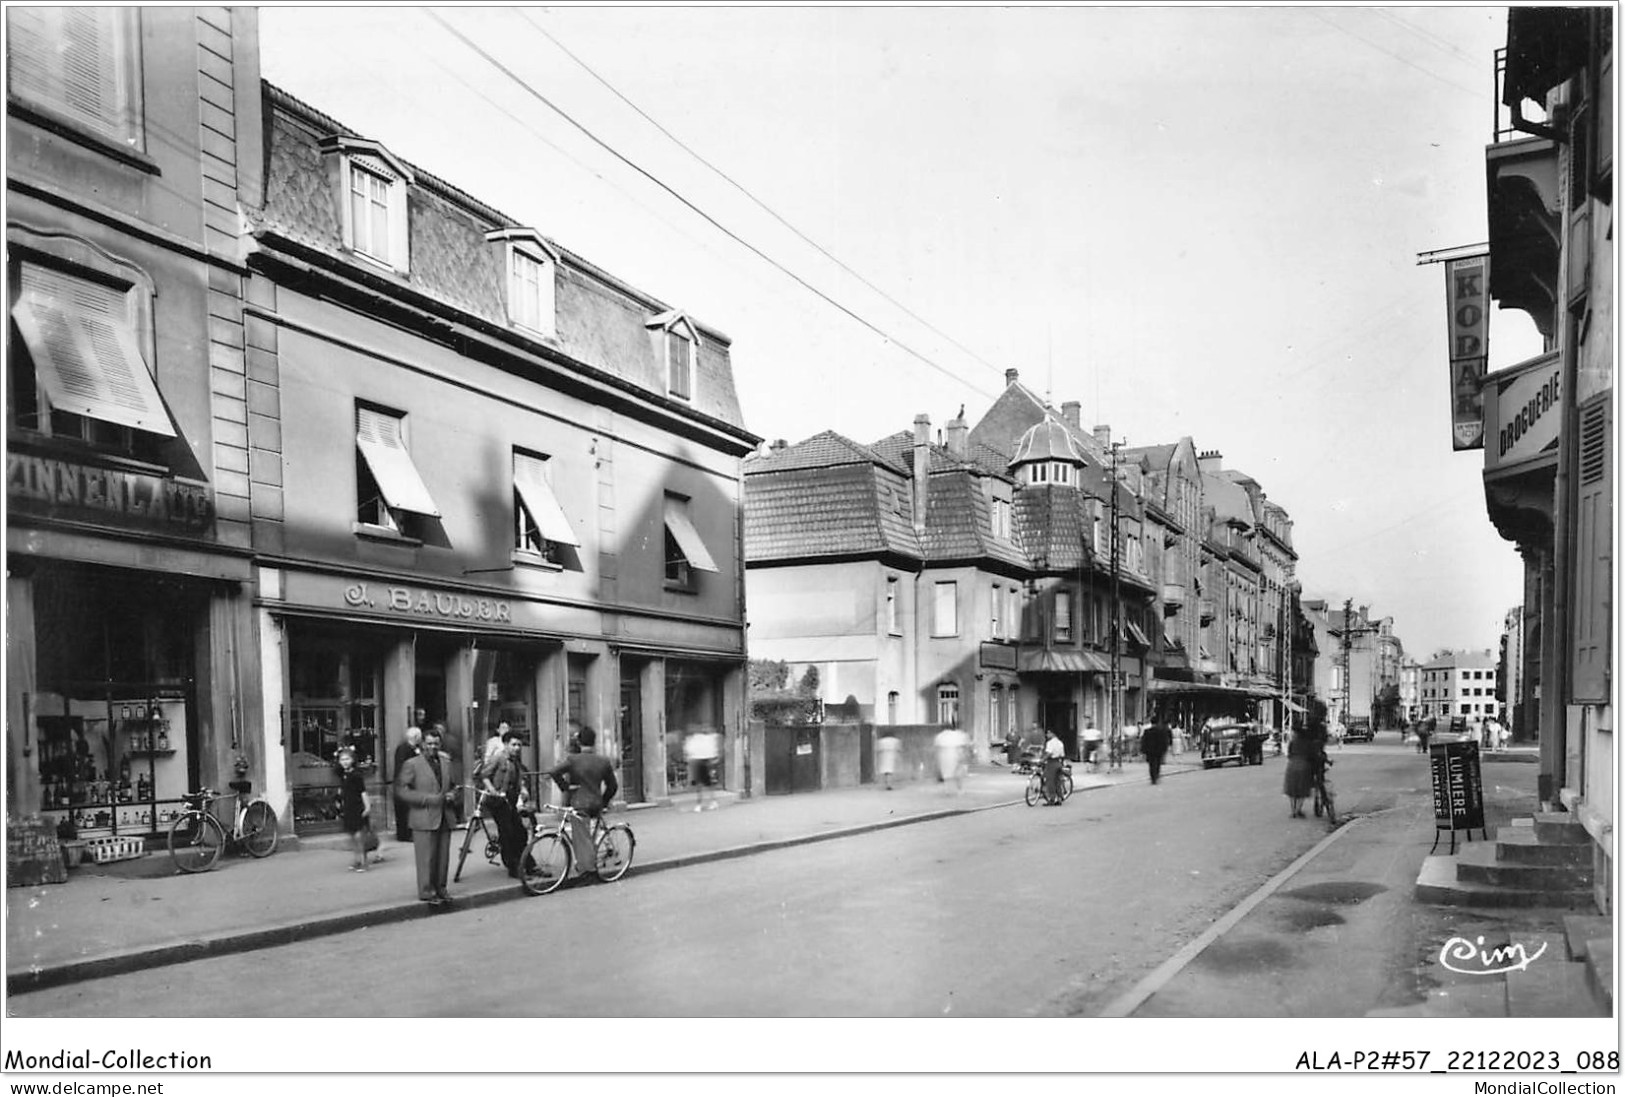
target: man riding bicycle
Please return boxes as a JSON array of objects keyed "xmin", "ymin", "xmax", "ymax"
[{"xmin": 544, "ymin": 725, "xmax": 618, "ymax": 873}]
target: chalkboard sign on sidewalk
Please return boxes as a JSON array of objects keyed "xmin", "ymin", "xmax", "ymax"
[
  {"xmin": 1429, "ymin": 739, "xmax": 1487, "ymax": 853},
  {"xmin": 7, "ymin": 813, "xmax": 68, "ymax": 888}
]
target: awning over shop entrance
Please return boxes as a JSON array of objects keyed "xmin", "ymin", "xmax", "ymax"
[{"xmin": 1018, "ymin": 648, "xmax": 1109, "ymax": 674}]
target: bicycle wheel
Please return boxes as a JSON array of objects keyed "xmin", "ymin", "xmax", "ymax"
[
  {"xmin": 453, "ymin": 817, "xmax": 480, "ymax": 882},
  {"xmin": 1321, "ymin": 784, "xmax": 1338, "ymax": 825},
  {"xmin": 241, "ymin": 801, "xmax": 278, "ymax": 857},
  {"xmin": 1025, "ymin": 775, "xmax": 1043, "ymax": 807},
  {"xmin": 1059, "ymin": 772, "xmax": 1074, "ymax": 803},
  {"xmin": 595, "ymin": 824, "xmax": 636, "ymax": 882},
  {"xmin": 520, "ymin": 831, "xmax": 572, "ymax": 896},
  {"xmin": 168, "ymin": 811, "xmax": 226, "ymax": 873}
]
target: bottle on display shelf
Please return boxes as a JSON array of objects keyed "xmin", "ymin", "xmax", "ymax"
[{"xmin": 157, "ymin": 725, "xmax": 169, "ymax": 751}]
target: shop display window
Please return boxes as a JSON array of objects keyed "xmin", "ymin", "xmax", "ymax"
[
  {"xmin": 28, "ymin": 565, "xmax": 199, "ymax": 838},
  {"xmin": 665, "ymin": 663, "xmax": 723, "ymax": 792},
  {"xmin": 287, "ymin": 630, "xmax": 382, "ymax": 833}
]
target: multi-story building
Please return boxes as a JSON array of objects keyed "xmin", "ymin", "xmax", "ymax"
[
  {"xmin": 1309, "ymin": 600, "xmax": 1393, "ymax": 726},
  {"xmin": 1399, "ymin": 658, "xmax": 1424, "ymax": 725},
  {"xmin": 1500, "ymin": 604, "xmax": 1528, "ymax": 739},
  {"xmin": 7, "ymin": 8, "xmax": 267, "ymax": 841},
  {"xmin": 1418, "ymin": 650, "xmax": 1500, "ymax": 723},
  {"xmin": 1476, "ymin": 8, "xmax": 1612, "ymax": 906},
  {"xmin": 744, "ymin": 414, "xmax": 1028, "ymax": 762},
  {"xmin": 6, "ymin": 9, "xmax": 760, "ymax": 844},
  {"xmin": 245, "ymin": 86, "xmax": 757, "ymax": 828}
]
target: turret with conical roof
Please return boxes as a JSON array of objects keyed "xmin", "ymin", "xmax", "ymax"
[{"xmin": 1009, "ymin": 412, "xmax": 1086, "ymax": 487}]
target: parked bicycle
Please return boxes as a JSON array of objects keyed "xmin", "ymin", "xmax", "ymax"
[
  {"xmin": 168, "ymin": 787, "xmax": 278, "ymax": 873},
  {"xmin": 1024, "ymin": 760, "xmax": 1073, "ymax": 807},
  {"xmin": 520, "ymin": 803, "xmax": 635, "ymax": 896},
  {"xmin": 1312, "ymin": 759, "xmax": 1338, "ymax": 825},
  {"xmin": 452, "ymin": 788, "xmax": 505, "ymax": 883}
]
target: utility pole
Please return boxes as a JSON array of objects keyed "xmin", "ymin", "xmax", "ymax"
[
  {"xmin": 1108, "ymin": 440, "xmax": 1123, "ymax": 771},
  {"xmin": 1340, "ymin": 597, "xmax": 1354, "ymax": 728}
]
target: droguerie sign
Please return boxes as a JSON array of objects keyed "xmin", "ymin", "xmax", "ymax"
[
  {"xmin": 1486, "ymin": 356, "xmax": 1562, "ymax": 470},
  {"xmin": 343, "ymin": 581, "xmax": 513, "ymax": 623},
  {"xmin": 1444, "ymin": 253, "xmax": 1491, "ymax": 452}
]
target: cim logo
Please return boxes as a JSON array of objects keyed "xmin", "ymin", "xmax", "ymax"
[{"xmin": 1438, "ymin": 935, "xmax": 1548, "ymax": 975}]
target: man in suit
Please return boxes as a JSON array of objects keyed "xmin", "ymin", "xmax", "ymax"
[
  {"xmin": 392, "ymin": 710, "xmax": 426, "ymax": 843},
  {"xmin": 395, "ymin": 725, "xmax": 458, "ymax": 904},
  {"xmin": 545, "ymin": 725, "xmax": 618, "ymax": 875}
]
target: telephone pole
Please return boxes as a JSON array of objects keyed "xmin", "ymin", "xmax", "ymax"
[{"xmin": 1108, "ymin": 440, "xmax": 1123, "ymax": 771}]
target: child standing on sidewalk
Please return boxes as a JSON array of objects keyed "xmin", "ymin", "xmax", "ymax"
[{"xmin": 337, "ymin": 747, "xmax": 371, "ymax": 872}]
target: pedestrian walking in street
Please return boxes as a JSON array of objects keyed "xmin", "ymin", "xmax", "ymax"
[
  {"xmin": 1041, "ymin": 727, "xmax": 1066, "ymax": 805},
  {"xmin": 477, "ymin": 727, "xmax": 528, "ymax": 878},
  {"xmin": 934, "ymin": 726, "xmax": 969, "ymax": 793},
  {"xmin": 685, "ymin": 728, "xmax": 721, "ymax": 811},
  {"xmin": 395, "ymin": 726, "xmax": 458, "ymax": 905},
  {"xmin": 391, "ymin": 713, "xmax": 424, "ymax": 843},
  {"xmin": 1417, "ymin": 718, "xmax": 1433, "ymax": 755},
  {"xmin": 336, "ymin": 746, "xmax": 371, "ymax": 872},
  {"xmin": 1140, "ymin": 719, "xmax": 1172, "ymax": 785},
  {"xmin": 877, "ymin": 731, "xmax": 901, "ymax": 790}
]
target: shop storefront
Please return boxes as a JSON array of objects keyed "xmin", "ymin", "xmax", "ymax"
[{"xmin": 262, "ymin": 569, "xmax": 744, "ymax": 830}]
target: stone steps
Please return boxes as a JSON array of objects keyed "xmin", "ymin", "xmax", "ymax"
[
  {"xmin": 1497, "ymin": 828, "xmax": 1592, "ymax": 866},
  {"xmin": 1455, "ymin": 842, "xmax": 1593, "ymax": 890},
  {"xmin": 1562, "ymin": 914, "xmax": 1614, "ymax": 1014},
  {"xmin": 1416, "ymin": 813, "xmax": 1596, "ymax": 909},
  {"xmin": 1416, "ymin": 855, "xmax": 1594, "ymax": 908}
]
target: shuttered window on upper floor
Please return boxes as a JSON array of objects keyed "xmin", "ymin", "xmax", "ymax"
[
  {"xmin": 11, "ymin": 261, "xmax": 174, "ymax": 439},
  {"xmin": 7, "ymin": 7, "xmax": 144, "ymax": 151}
]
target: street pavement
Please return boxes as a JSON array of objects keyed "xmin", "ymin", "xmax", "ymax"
[{"xmin": 5, "ymin": 751, "xmax": 1205, "ymax": 994}]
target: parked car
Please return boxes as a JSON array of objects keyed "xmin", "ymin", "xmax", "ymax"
[
  {"xmin": 1344, "ymin": 717, "xmax": 1373, "ymax": 743},
  {"xmin": 1200, "ymin": 720, "xmax": 1268, "ymax": 768}
]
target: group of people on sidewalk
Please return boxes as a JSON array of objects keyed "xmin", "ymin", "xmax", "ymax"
[{"xmin": 372, "ymin": 715, "xmax": 617, "ymax": 906}]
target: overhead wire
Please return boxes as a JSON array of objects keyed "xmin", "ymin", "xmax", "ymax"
[
  {"xmin": 424, "ymin": 7, "xmax": 1000, "ymax": 401},
  {"xmin": 512, "ymin": 8, "xmax": 1011, "ymax": 384},
  {"xmin": 1308, "ymin": 10, "xmax": 1487, "ymax": 101}
]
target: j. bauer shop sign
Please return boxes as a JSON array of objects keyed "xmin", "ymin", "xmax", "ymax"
[
  {"xmin": 7, "ymin": 449, "xmax": 213, "ymax": 532},
  {"xmin": 276, "ymin": 571, "xmax": 602, "ymax": 637}
]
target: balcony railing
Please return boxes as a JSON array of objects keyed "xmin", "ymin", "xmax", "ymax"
[
  {"xmin": 1160, "ymin": 582, "xmax": 1184, "ymax": 607},
  {"xmin": 1198, "ymin": 597, "xmax": 1216, "ymax": 624}
]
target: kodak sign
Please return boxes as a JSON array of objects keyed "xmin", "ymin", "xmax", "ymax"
[{"xmin": 1445, "ymin": 253, "xmax": 1490, "ymax": 451}]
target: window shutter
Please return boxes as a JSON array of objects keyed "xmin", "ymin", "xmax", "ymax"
[
  {"xmin": 6, "ymin": 8, "xmax": 138, "ymax": 147},
  {"xmin": 1570, "ymin": 398, "xmax": 1612, "ymax": 702},
  {"xmin": 13, "ymin": 264, "xmax": 174, "ymax": 436}
]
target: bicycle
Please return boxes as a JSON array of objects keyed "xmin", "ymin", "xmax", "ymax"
[
  {"xmin": 1024, "ymin": 760, "xmax": 1073, "ymax": 807},
  {"xmin": 167, "ymin": 786, "xmax": 279, "ymax": 873},
  {"xmin": 1311, "ymin": 759, "xmax": 1338, "ymax": 825},
  {"xmin": 453, "ymin": 788, "xmax": 508, "ymax": 882},
  {"xmin": 520, "ymin": 802, "xmax": 635, "ymax": 896}
]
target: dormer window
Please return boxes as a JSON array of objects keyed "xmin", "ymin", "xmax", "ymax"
[
  {"xmin": 646, "ymin": 310, "xmax": 701, "ymax": 402},
  {"xmin": 990, "ymin": 496, "xmax": 1011, "ymax": 539},
  {"xmin": 488, "ymin": 229, "xmax": 558, "ymax": 338},
  {"xmin": 322, "ymin": 136, "xmax": 414, "ymax": 274}
]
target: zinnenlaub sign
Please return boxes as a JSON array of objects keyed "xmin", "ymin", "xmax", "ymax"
[{"xmin": 1445, "ymin": 252, "xmax": 1490, "ymax": 451}]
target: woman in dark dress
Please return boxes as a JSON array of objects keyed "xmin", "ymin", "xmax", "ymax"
[
  {"xmin": 336, "ymin": 747, "xmax": 371, "ymax": 872},
  {"xmin": 1283, "ymin": 700, "xmax": 1329, "ymax": 818}
]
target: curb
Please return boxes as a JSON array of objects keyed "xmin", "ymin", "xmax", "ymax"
[
  {"xmin": 1096, "ymin": 812, "xmax": 1366, "ymax": 1017},
  {"xmin": 6, "ymin": 760, "xmax": 1204, "ymax": 996}
]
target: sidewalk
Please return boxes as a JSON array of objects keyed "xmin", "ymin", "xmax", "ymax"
[{"xmin": 6, "ymin": 753, "xmax": 1208, "ymax": 994}]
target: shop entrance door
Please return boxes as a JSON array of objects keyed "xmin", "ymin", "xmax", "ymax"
[
  {"xmin": 618, "ymin": 675, "xmax": 644, "ymax": 803},
  {"xmin": 1040, "ymin": 697, "xmax": 1078, "ymax": 761}
]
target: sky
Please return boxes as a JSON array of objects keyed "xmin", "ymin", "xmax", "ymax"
[{"xmin": 257, "ymin": 4, "xmax": 1546, "ymax": 660}]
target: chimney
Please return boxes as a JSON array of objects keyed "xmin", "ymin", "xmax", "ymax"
[
  {"xmin": 1092, "ymin": 423, "xmax": 1111, "ymax": 449},
  {"xmin": 770, "ymin": 438, "xmax": 788, "ymax": 452},
  {"xmin": 912, "ymin": 414, "xmax": 930, "ymax": 536},
  {"xmin": 1004, "ymin": 368, "xmax": 1019, "ymax": 386},
  {"xmin": 945, "ymin": 406, "xmax": 968, "ymax": 456},
  {"xmin": 1197, "ymin": 449, "xmax": 1223, "ymax": 473},
  {"xmin": 1060, "ymin": 401, "xmax": 1080, "ymax": 428}
]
